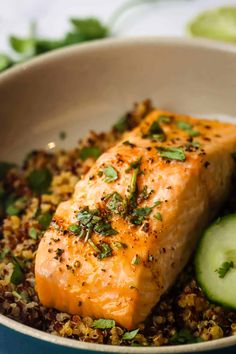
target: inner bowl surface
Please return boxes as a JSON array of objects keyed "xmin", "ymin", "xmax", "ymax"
[{"xmin": 0, "ymin": 37, "xmax": 236, "ymax": 354}]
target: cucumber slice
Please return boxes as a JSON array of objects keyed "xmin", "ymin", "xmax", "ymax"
[
  {"xmin": 195, "ymin": 214, "xmax": 236, "ymax": 308},
  {"xmin": 187, "ymin": 7, "xmax": 236, "ymax": 43}
]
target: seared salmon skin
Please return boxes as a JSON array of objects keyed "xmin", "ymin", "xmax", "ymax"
[{"xmin": 35, "ymin": 110, "xmax": 236, "ymax": 329}]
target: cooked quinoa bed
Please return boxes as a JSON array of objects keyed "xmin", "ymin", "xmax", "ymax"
[{"xmin": 1, "ymin": 100, "xmax": 236, "ymax": 346}]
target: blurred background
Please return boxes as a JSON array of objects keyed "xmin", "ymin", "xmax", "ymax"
[{"xmin": 0, "ymin": 0, "xmax": 236, "ymax": 71}]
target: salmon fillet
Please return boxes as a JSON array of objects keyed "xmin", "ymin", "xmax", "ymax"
[{"xmin": 35, "ymin": 110, "xmax": 236, "ymax": 330}]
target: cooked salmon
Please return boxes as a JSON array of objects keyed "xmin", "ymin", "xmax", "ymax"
[{"xmin": 35, "ymin": 110, "xmax": 236, "ymax": 330}]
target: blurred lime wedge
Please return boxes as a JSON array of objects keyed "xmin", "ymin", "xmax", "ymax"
[{"xmin": 188, "ymin": 7, "xmax": 236, "ymax": 43}]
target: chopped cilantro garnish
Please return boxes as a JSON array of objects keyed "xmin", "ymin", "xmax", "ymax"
[
  {"xmin": 122, "ymin": 329, "xmax": 139, "ymax": 340},
  {"xmin": 27, "ymin": 168, "xmax": 52, "ymax": 194},
  {"xmin": 158, "ymin": 115, "xmax": 172, "ymax": 124},
  {"xmin": 77, "ymin": 207, "xmax": 118, "ymax": 241},
  {"xmin": 28, "ymin": 227, "xmax": 38, "ymax": 240},
  {"xmin": 176, "ymin": 121, "xmax": 192, "ymax": 130},
  {"xmin": 122, "ymin": 140, "xmax": 136, "ymax": 147},
  {"xmin": 10, "ymin": 257, "xmax": 25, "ymax": 285},
  {"xmin": 80, "ymin": 146, "xmax": 101, "ymax": 161},
  {"xmin": 106, "ymin": 192, "xmax": 126, "ymax": 214},
  {"xmin": 216, "ymin": 261, "xmax": 234, "ymax": 278},
  {"xmin": 132, "ymin": 255, "xmax": 141, "ymax": 265},
  {"xmin": 6, "ymin": 196, "xmax": 28, "ymax": 216},
  {"xmin": 88, "ymin": 239, "xmax": 112, "ymax": 259},
  {"xmin": 170, "ymin": 329, "xmax": 202, "ymax": 344},
  {"xmin": 187, "ymin": 129, "xmax": 200, "ymax": 137},
  {"xmin": 155, "ymin": 212, "xmax": 162, "ymax": 221},
  {"xmin": 68, "ymin": 224, "xmax": 81, "ymax": 235},
  {"xmin": 88, "ymin": 239, "xmax": 100, "ymax": 253},
  {"xmin": 94, "ymin": 222, "xmax": 118, "ymax": 236},
  {"xmin": 113, "ymin": 115, "xmax": 128, "ymax": 133},
  {"xmin": 126, "ymin": 157, "xmax": 142, "ymax": 173},
  {"xmin": 157, "ymin": 147, "xmax": 186, "ymax": 161},
  {"xmin": 113, "ymin": 241, "xmax": 128, "ymax": 250},
  {"xmin": 93, "ymin": 318, "xmax": 115, "ymax": 329},
  {"xmin": 143, "ymin": 119, "xmax": 166, "ymax": 141},
  {"xmin": 127, "ymin": 166, "xmax": 139, "ymax": 209},
  {"xmin": 176, "ymin": 120, "xmax": 200, "ymax": 138},
  {"xmin": 6, "ymin": 203, "xmax": 21, "ymax": 216},
  {"xmin": 103, "ymin": 165, "xmax": 118, "ymax": 183},
  {"xmin": 130, "ymin": 207, "xmax": 152, "ymax": 225},
  {"xmin": 38, "ymin": 212, "xmax": 52, "ymax": 229},
  {"xmin": 98, "ymin": 242, "xmax": 113, "ymax": 259}
]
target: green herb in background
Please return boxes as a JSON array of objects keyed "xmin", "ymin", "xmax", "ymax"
[
  {"xmin": 0, "ymin": 18, "xmax": 109, "ymax": 72},
  {"xmin": 0, "ymin": 0, "xmax": 188, "ymax": 73}
]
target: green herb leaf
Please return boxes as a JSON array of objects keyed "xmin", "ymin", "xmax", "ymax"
[
  {"xmin": 88, "ymin": 239, "xmax": 100, "ymax": 253},
  {"xmin": 38, "ymin": 212, "xmax": 52, "ymax": 229},
  {"xmin": 176, "ymin": 121, "xmax": 193, "ymax": 130},
  {"xmin": 35, "ymin": 39, "xmax": 64, "ymax": 55},
  {"xmin": 126, "ymin": 157, "xmax": 142, "ymax": 173},
  {"xmin": 94, "ymin": 222, "xmax": 118, "ymax": 236},
  {"xmin": 122, "ymin": 140, "xmax": 136, "ymax": 147},
  {"xmin": 70, "ymin": 18, "xmax": 109, "ymax": 40},
  {"xmin": 144, "ymin": 119, "xmax": 166, "ymax": 141},
  {"xmin": 130, "ymin": 207, "xmax": 152, "ymax": 225},
  {"xmin": 106, "ymin": 192, "xmax": 126, "ymax": 214},
  {"xmin": 157, "ymin": 147, "xmax": 186, "ymax": 161},
  {"xmin": 187, "ymin": 129, "xmax": 200, "ymax": 137},
  {"xmin": 68, "ymin": 224, "xmax": 81, "ymax": 235},
  {"xmin": 155, "ymin": 212, "xmax": 162, "ymax": 221},
  {"xmin": 6, "ymin": 196, "xmax": 28, "ymax": 216},
  {"xmin": 10, "ymin": 36, "xmax": 35, "ymax": 57},
  {"xmin": 93, "ymin": 318, "xmax": 115, "ymax": 329},
  {"xmin": 98, "ymin": 242, "xmax": 113, "ymax": 259},
  {"xmin": 27, "ymin": 168, "xmax": 52, "ymax": 194},
  {"xmin": 28, "ymin": 227, "xmax": 38, "ymax": 240},
  {"xmin": 113, "ymin": 115, "xmax": 129, "ymax": 133},
  {"xmin": 158, "ymin": 115, "xmax": 171, "ymax": 124},
  {"xmin": 6, "ymin": 203, "xmax": 21, "ymax": 216},
  {"xmin": 216, "ymin": 261, "xmax": 234, "ymax": 278},
  {"xmin": 80, "ymin": 146, "xmax": 101, "ymax": 161},
  {"xmin": 77, "ymin": 207, "xmax": 118, "ymax": 239},
  {"xmin": 103, "ymin": 165, "xmax": 118, "ymax": 183},
  {"xmin": 0, "ymin": 54, "xmax": 13, "ymax": 72},
  {"xmin": 176, "ymin": 121, "xmax": 200, "ymax": 138},
  {"xmin": 113, "ymin": 241, "xmax": 128, "ymax": 250},
  {"xmin": 132, "ymin": 255, "xmax": 141, "ymax": 265},
  {"xmin": 10, "ymin": 257, "xmax": 25, "ymax": 285},
  {"xmin": 122, "ymin": 329, "xmax": 139, "ymax": 340}
]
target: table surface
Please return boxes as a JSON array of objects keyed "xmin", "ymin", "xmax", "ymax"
[{"xmin": 0, "ymin": 0, "xmax": 235, "ymax": 54}]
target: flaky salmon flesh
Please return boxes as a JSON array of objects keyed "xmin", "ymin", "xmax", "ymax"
[{"xmin": 35, "ymin": 110, "xmax": 236, "ymax": 330}]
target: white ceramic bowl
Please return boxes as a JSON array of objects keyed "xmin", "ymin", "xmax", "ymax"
[{"xmin": 0, "ymin": 37, "xmax": 236, "ymax": 354}]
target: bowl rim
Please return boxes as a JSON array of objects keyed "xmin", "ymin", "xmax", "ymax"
[{"xmin": 1, "ymin": 36, "xmax": 236, "ymax": 353}]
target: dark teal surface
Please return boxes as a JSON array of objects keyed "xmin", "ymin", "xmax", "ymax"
[{"xmin": 1, "ymin": 323, "xmax": 236, "ymax": 354}]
